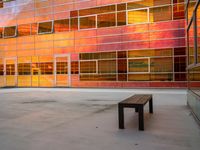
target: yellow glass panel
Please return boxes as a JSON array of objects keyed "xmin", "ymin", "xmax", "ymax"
[
  {"xmin": 150, "ymin": 57, "xmax": 173, "ymax": 72},
  {"xmin": 40, "ymin": 75, "xmax": 54, "ymax": 87},
  {"xmin": 56, "ymin": 75, "xmax": 69, "ymax": 87},
  {"xmin": 0, "ymin": 76, "xmax": 4, "ymax": 87},
  {"xmin": 128, "ymin": 49, "xmax": 173, "ymax": 57},
  {"xmin": 6, "ymin": 76, "xmax": 15, "ymax": 86},
  {"xmin": 128, "ymin": 74, "xmax": 150, "ymax": 81},
  {"xmin": 32, "ymin": 76, "xmax": 39, "ymax": 87},
  {"xmin": 128, "ymin": 9, "xmax": 148, "ymax": 24},
  {"xmin": 18, "ymin": 76, "xmax": 31, "ymax": 87}
]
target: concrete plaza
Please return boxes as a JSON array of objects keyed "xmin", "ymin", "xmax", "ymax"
[{"xmin": 0, "ymin": 88, "xmax": 199, "ymax": 150}]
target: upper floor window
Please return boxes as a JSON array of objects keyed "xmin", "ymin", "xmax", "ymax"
[
  {"xmin": 38, "ymin": 21, "xmax": 53, "ymax": 34},
  {"xmin": 3, "ymin": 26, "xmax": 17, "ymax": 38}
]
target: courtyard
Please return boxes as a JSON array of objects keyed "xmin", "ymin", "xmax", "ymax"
[{"xmin": 0, "ymin": 88, "xmax": 199, "ymax": 150}]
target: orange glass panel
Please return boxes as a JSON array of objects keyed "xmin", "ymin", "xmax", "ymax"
[
  {"xmin": 18, "ymin": 24, "xmax": 31, "ymax": 37},
  {"xmin": 18, "ymin": 76, "xmax": 31, "ymax": 87},
  {"xmin": 0, "ymin": 27, "xmax": 3, "ymax": 38},
  {"xmin": 70, "ymin": 18, "xmax": 78, "ymax": 31},
  {"xmin": 150, "ymin": 6, "xmax": 172, "ymax": 22},
  {"xmin": 54, "ymin": 19, "xmax": 69, "ymax": 32},
  {"xmin": 31, "ymin": 23, "xmax": 38, "ymax": 35},
  {"xmin": 128, "ymin": 74, "xmax": 150, "ymax": 81},
  {"xmin": 80, "ymin": 16, "xmax": 96, "ymax": 29},
  {"xmin": 97, "ymin": 13, "xmax": 116, "ymax": 28}
]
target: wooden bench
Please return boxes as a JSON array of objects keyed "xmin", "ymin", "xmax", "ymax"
[{"xmin": 118, "ymin": 94, "xmax": 153, "ymax": 131}]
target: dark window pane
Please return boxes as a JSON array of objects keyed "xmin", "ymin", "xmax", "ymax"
[
  {"xmin": 173, "ymin": 0, "xmax": 184, "ymax": 3},
  {"xmin": 118, "ymin": 51, "xmax": 127, "ymax": 58},
  {"xmin": 18, "ymin": 24, "xmax": 31, "ymax": 37},
  {"xmin": 0, "ymin": 1, "xmax": 3, "ymax": 8},
  {"xmin": 71, "ymin": 61, "xmax": 79, "ymax": 74},
  {"xmin": 117, "ymin": 12, "xmax": 126, "ymax": 26},
  {"xmin": 70, "ymin": 10, "xmax": 78, "ymax": 17},
  {"xmin": 56, "ymin": 62, "xmax": 68, "ymax": 74},
  {"xmin": 18, "ymin": 63, "xmax": 31, "ymax": 75},
  {"xmin": 175, "ymin": 73, "xmax": 186, "ymax": 81},
  {"xmin": 99, "ymin": 52, "xmax": 116, "ymax": 59},
  {"xmin": 174, "ymin": 47, "xmax": 186, "ymax": 55},
  {"xmin": 150, "ymin": 6, "xmax": 172, "ymax": 22},
  {"xmin": 118, "ymin": 59, "xmax": 127, "ymax": 73},
  {"xmin": 0, "ymin": 64, "xmax": 3, "ymax": 75},
  {"xmin": 118, "ymin": 74, "xmax": 127, "ymax": 81},
  {"xmin": 38, "ymin": 21, "xmax": 53, "ymax": 34},
  {"xmin": 174, "ymin": 57, "xmax": 186, "ymax": 72},
  {"xmin": 173, "ymin": 3, "xmax": 185, "ymax": 20},
  {"xmin": 0, "ymin": 27, "xmax": 3, "ymax": 38},
  {"xmin": 80, "ymin": 16, "xmax": 96, "ymax": 29},
  {"xmin": 97, "ymin": 13, "xmax": 116, "ymax": 28},
  {"xmin": 54, "ymin": 19, "xmax": 69, "ymax": 32},
  {"xmin": 70, "ymin": 18, "xmax": 78, "ymax": 31},
  {"xmin": 40, "ymin": 62, "xmax": 53, "ymax": 75},
  {"xmin": 3, "ymin": 26, "xmax": 16, "ymax": 38},
  {"xmin": 80, "ymin": 53, "xmax": 99, "ymax": 60},
  {"xmin": 80, "ymin": 61, "xmax": 96, "ymax": 73},
  {"xmin": 6, "ymin": 64, "xmax": 15, "ymax": 75},
  {"xmin": 117, "ymin": 3, "xmax": 126, "ymax": 11}
]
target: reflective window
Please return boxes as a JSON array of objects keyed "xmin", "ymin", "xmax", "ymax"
[
  {"xmin": 79, "ymin": 5, "xmax": 116, "ymax": 16},
  {"xmin": 70, "ymin": 18, "xmax": 78, "ymax": 31},
  {"xmin": 118, "ymin": 59, "xmax": 127, "ymax": 73},
  {"xmin": 56, "ymin": 62, "xmax": 68, "ymax": 74},
  {"xmin": 0, "ymin": 1, "xmax": 3, "ymax": 8},
  {"xmin": 188, "ymin": 20, "xmax": 195, "ymax": 65},
  {"xmin": 18, "ymin": 24, "xmax": 31, "ymax": 37},
  {"xmin": 150, "ymin": 57, "xmax": 173, "ymax": 72},
  {"xmin": 151, "ymin": 73, "xmax": 173, "ymax": 81},
  {"xmin": 98, "ymin": 60, "xmax": 116, "ymax": 73},
  {"xmin": 0, "ymin": 60, "xmax": 3, "ymax": 75},
  {"xmin": 80, "ymin": 74, "xmax": 116, "ymax": 81},
  {"xmin": 117, "ymin": 3, "xmax": 126, "ymax": 11},
  {"xmin": 150, "ymin": 6, "xmax": 172, "ymax": 22},
  {"xmin": 18, "ymin": 63, "xmax": 31, "ymax": 75},
  {"xmin": 128, "ymin": 9, "xmax": 148, "ymax": 24},
  {"xmin": 0, "ymin": 27, "xmax": 3, "ymax": 38},
  {"xmin": 3, "ymin": 26, "xmax": 17, "ymax": 38},
  {"xmin": 40, "ymin": 62, "xmax": 53, "ymax": 75},
  {"xmin": 117, "ymin": 12, "xmax": 126, "ymax": 26},
  {"xmin": 127, "ymin": 0, "xmax": 171, "ymax": 9},
  {"xmin": 70, "ymin": 10, "xmax": 78, "ymax": 17},
  {"xmin": 128, "ymin": 58, "xmax": 149, "ymax": 72},
  {"xmin": 71, "ymin": 61, "xmax": 79, "ymax": 74},
  {"xmin": 128, "ymin": 74, "xmax": 150, "ymax": 81},
  {"xmin": 128, "ymin": 49, "xmax": 172, "ymax": 57},
  {"xmin": 54, "ymin": 19, "xmax": 69, "ymax": 32},
  {"xmin": 6, "ymin": 64, "xmax": 15, "ymax": 75},
  {"xmin": 80, "ymin": 16, "xmax": 96, "ymax": 29},
  {"xmin": 97, "ymin": 13, "xmax": 116, "ymax": 28},
  {"xmin": 80, "ymin": 61, "xmax": 96, "ymax": 73},
  {"xmin": 38, "ymin": 21, "xmax": 53, "ymax": 34},
  {"xmin": 174, "ymin": 47, "xmax": 186, "ymax": 55},
  {"xmin": 173, "ymin": 3, "xmax": 185, "ymax": 20},
  {"xmin": 174, "ymin": 57, "xmax": 186, "ymax": 72}
]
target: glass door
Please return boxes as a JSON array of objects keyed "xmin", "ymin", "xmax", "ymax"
[
  {"xmin": 4, "ymin": 57, "xmax": 17, "ymax": 87},
  {"xmin": 54, "ymin": 54, "xmax": 71, "ymax": 87}
]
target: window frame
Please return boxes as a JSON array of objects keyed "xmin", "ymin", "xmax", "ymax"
[
  {"xmin": 3, "ymin": 25, "xmax": 17, "ymax": 38},
  {"xmin": 37, "ymin": 20, "xmax": 54, "ymax": 35}
]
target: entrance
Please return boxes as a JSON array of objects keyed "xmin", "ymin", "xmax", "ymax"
[
  {"xmin": 54, "ymin": 54, "xmax": 71, "ymax": 87},
  {"xmin": 4, "ymin": 58, "xmax": 17, "ymax": 87}
]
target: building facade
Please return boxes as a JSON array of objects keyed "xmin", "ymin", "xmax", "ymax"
[
  {"xmin": 186, "ymin": 0, "xmax": 200, "ymax": 122},
  {"xmin": 0, "ymin": 0, "xmax": 194, "ymax": 88}
]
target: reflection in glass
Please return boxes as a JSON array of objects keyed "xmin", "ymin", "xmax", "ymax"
[
  {"xmin": 128, "ymin": 9, "xmax": 148, "ymax": 24},
  {"xmin": 150, "ymin": 6, "xmax": 172, "ymax": 22},
  {"xmin": 38, "ymin": 21, "xmax": 53, "ymax": 34},
  {"xmin": 3, "ymin": 26, "xmax": 17, "ymax": 38},
  {"xmin": 80, "ymin": 16, "xmax": 96, "ymax": 29},
  {"xmin": 54, "ymin": 19, "xmax": 69, "ymax": 32},
  {"xmin": 97, "ymin": 13, "xmax": 116, "ymax": 28}
]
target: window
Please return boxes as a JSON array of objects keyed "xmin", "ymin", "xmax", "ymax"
[
  {"xmin": 40, "ymin": 62, "xmax": 53, "ymax": 75},
  {"xmin": 3, "ymin": 26, "xmax": 17, "ymax": 38},
  {"xmin": 150, "ymin": 6, "xmax": 172, "ymax": 22},
  {"xmin": 150, "ymin": 57, "xmax": 173, "ymax": 72},
  {"xmin": 0, "ymin": 59, "xmax": 3, "ymax": 75},
  {"xmin": 80, "ymin": 61, "xmax": 97, "ymax": 73},
  {"xmin": 0, "ymin": 1, "xmax": 3, "ymax": 8},
  {"xmin": 54, "ymin": 19, "xmax": 69, "ymax": 32},
  {"xmin": 38, "ymin": 21, "xmax": 53, "ymax": 34},
  {"xmin": 79, "ymin": 16, "xmax": 96, "ymax": 29},
  {"xmin": 71, "ymin": 61, "xmax": 79, "ymax": 74},
  {"xmin": 128, "ymin": 58, "xmax": 149, "ymax": 72},
  {"xmin": 98, "ymin": 60, "xmax": 116, "ymax": 73},
  {"xmin": 31, "ymin": 23, "xmax": 38, "ymax": 35},
  {"xmin": 79, "ymin": 5, "xmax": 116, "ymax": 16},
  {"xmin": 117, "ymin": 12, "xmax": 126, "ymax": 26},
  {"xmin": 173, "ymin": 3, "xmax": 185, "ymax": 20},
  {"xmin": 18, "ymin": 63, "xmax": 31, "ymax": 75},
  {"xmin": 0, "ymin": 27, "xmax": 3, "ymax": 38},
  {"xmin": 97, "ymin": 13, "xmax": 116, "ymax": 28},
  {"xmin": 70, "ymin": 18, "xmax": 78, "ymax": 31},
  {"xmin": 18, "ymin": 24, "xmax": 31, "ymax": 37},
  {"xmin": 128, "ymin": 49, "xmax": 172, "ymax": 57},
  {"xmin": 128, "ymin": 9, "xmax": 148, "ymax": 24},
  {"xmin": 56, "ymin": 62, "xmax": 68, "ymax": 74}
]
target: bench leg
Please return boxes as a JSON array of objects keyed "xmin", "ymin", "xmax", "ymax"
[
  {"xmin": 135, "ymin": 107, "xmax": 138, "ymax": 112},
  {"xmin": 118, "ymin": 105, "xmax": 124, "ymax": 129},
  {"xmin": 138, "ymin": 106, "xmax": 144, "ymax": 131},
  {"xmin": 149, "ymin": 98, "xmax": 153, "ymax": 114}
]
